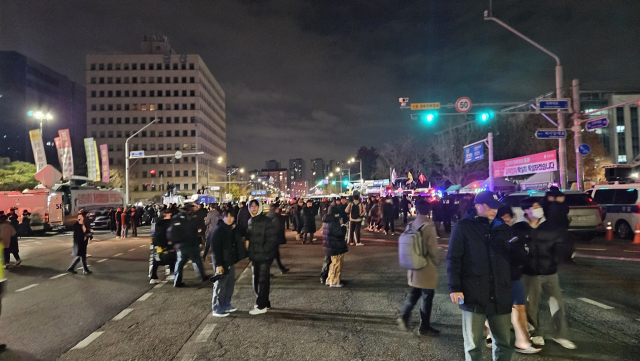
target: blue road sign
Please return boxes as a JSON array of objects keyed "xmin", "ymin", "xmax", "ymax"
[
  {"xmin": 538, "ymin": 99, "xmax": 570, "ymax": 110},
  {"xmin": 579, "ymin": 144, "xmax": 591, "ymax": 155},
  {"xmin": 535, "ymin": 129, "xmax": 567, "ymax": 139},
  {"xmin": 130, "ymin": 150, "xmax": 144, "ymax": 157},
  {"xmin": 464, "ymin": 144, "xmax": 484, "ymax": 164},
  {"xmin": 585, "ymin": 116, "xmax": 609, "ymax": 131}
]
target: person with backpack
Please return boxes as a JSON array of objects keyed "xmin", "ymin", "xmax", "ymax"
[
  {"xmin": 345, "ymin": 193, "xmax": 366, "ymax": 246},
  {"xmin": 397, "ymin": 198, "xmax": 441, "ymax": 336},
  {"xmin": 322, "ymin": 205, "xmax": 348, "ymax": 287},
  {"xmin": 149, "ymin": 210, "xmax": 177, "ymax": 284},
  {"xmin": 171, "ymin": 204, "xmax": 209, "ymax": 287}
]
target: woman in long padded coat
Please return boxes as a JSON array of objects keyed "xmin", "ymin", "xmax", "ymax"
[{"xmin": 301, "ymin": 200, "xmax": 317, "ymax": 244}]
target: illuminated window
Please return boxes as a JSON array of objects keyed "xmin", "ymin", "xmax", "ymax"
[{"xmin": 617, "ymin": 126, "xmax": 625, "ymax": 133}]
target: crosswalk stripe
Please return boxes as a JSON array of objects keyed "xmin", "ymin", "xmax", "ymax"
[
  {"xmin": 70, "ymin": 331, "xmax": 104, "ymax": 350},
  {"xmin": 112, "ymin": 308, "xmax": 134, "ymax": 321},
  {"xmin": 97, "ymin": 258, "xmax": 108, "ymax": 263},
  {"xmin": 50, "ymin": 273, "xmax": 68, "ymax": 280},
  {"xmin": 16, "ymin": 284, "xmax": 39, "ymax": 292},
  {"xmin": 137, "ymin": 292, "xmax": 153, "ymax": 301}
]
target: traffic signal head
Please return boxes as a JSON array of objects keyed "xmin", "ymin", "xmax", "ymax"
[
  {"xmin": 479, "ymin": 110, "xmax": 495, "ymax": 122},
  {"xmin": 331, "ymin": 180, "xmax": 336, "ymax": 185},
  {"xmin": 150, "ymin": 169, "xmax": 156, "ymax": 175},
  {"xmin": 343, "ymin": 179, "xmax": 349, "ymax": 186},
  {"xmin": 422, "ymin": 111, "xmax": 437, "ymax": 123}
]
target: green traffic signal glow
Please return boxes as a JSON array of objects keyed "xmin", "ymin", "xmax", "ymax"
[
  {"xmin": 479, "ymin": 110, "xmax": 494, "ymax": 122},
  {"xmin": 343, "ymin": 180, "xmax": 349, "ymax": 185},
  {"xmin": 331, "ymin": 181, "xmax": 336, "ymax": 185},
  {"xmin": 426, "ymin": 114, "xmax": 434, "ymax": 122},
  {"xmin": 481, "ymin": 113, "xmax": 489, "ymax": 121}
]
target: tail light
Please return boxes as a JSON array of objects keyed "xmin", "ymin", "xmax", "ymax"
[{"xmin": 45, "ymin": 213, "xmax": 49, "ymax": 223}]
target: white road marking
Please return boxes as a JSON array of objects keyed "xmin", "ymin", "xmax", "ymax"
[
  {"xmin": 113, "ymin": 253, "xmax": 123, "ymax": 257},
  {"xmin": 128, "ymin": 248, "xmax": 136, "ymax": 252},
  {"xmin": 50, "ymin": 273, "xmax": 68, "ymax": 280},
  {"xmin": 15, "ymin": 284, "xmax": 39, "ymax": 292},
  {"xmin": 578, "ymin": 297, "xmax": 614, "ymax": 310},
  {"xmin": 623, "ymin": 250, "xmax": 640, "ymax": 253},
  {"xmin": 35, "ymin": 241, "xmax": 42, "ymax": 244},
  {"xmin": 112, "ymin": 308, "xmax": 134, "ymax": 321},
  {"xmin": 76, "ymin": 265, "xmax": 91, "ymax": 270},
  {"xmin": 137, "ymin": 292, "xmax": 153, "ymax": 301},
  {"xmin": 140, "ymin": 245, "xmax": 146, "ymax": 248},
  {"xmin": 70, "ymin": 331, "xmax": 104, "ymax": 350},
  {"xmin": 97, "ymin": 258, "xmax": 108, "ymax": 263},
  {"xmin": 576, "ymin": 248, "xmax": 606, "ymax": 251},
  {"xmin": 180, "ymin": 355, "xmax": 195, "ymax": 361},
  {"xmin": 195, "ymin": 324, "xmax": 217, "ymax": 342},
  {"xmin": 154, "ymin": 280, "xmax": 168, "ymax": 289},
  {"xmin": 575, "ymin": 254, "xmax": 640, "ymax": 262}
]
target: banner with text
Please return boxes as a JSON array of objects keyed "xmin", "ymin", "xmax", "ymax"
[
  {"xmin": 28, "ymin": 129, "xmax": 47, "ymax": 172},
  {"xmin": 84, "ymin": 138, "xmax": 99, "ymax": 181},
  {"xmin": 93, "ymin": 141, "xmax": 100, "ymax": 181},
  {"xmin": 58, "ymin": 129, "xmax": 74, "ymax": 180},
  {"xmin": 54, "ymin": 137, "xmax": 64, "ymax": 168},
  {"xmin": 493, "ymin": 150, "xmax": 557, "ymax": 178},
  {"xmin": 99, "ymin": 144, "xmax": 110, "ymax": 183}
]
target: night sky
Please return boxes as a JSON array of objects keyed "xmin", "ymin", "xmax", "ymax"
[{"xmin": 2, "ymin": 0, "xmax": 639, "ymax": 172}]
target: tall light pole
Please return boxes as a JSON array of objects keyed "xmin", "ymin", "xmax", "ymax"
[
  {"xmin": 125, "ymin": 117, "xmax": 158, "ymax": 204},
  {"xmin": 29, "ymin": 111, "xmax": 53, "ymax": 135},
  {"xmin": 348, "ymin": 158, "xmax": 362, "ymax": 191},
  {"xmin": 484, "ymin": 11, "xmax": 567, "ymax": 189}
]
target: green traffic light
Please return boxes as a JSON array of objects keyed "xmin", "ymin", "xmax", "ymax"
[
  {"xmin": 331, "ymin": 181, "xmax": 336, "ymax": 185},
  {"xmin": 343, "ymin": 180, "xmax": 349, "ymax": 185},
  {"xmin": 426, "ymin": 114, "xmax": 434, "ymax": 122},
  {"xmin": 481, "ymin": 113, "xmax": 489, "ymax": 121}
]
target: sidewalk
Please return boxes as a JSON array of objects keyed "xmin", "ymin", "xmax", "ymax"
[{"xmin": 58, "ymin": 228, "xmax": 637, "ymax": 361}]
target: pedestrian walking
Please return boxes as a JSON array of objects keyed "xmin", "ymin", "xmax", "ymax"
[
  {"xmin": 246, "ymin": 200, "xmax": 280, "ymax": 315},
  {"xmin": 120, "ymin": 209, "xmax": 129, "ymax": 238},
  {"xmin": 266, "ymin": 204, "xmax": 290, "ymax": 274},
  {"xmin": 67, "ymin": 213, "xmax": 93, "ymax": 275},
  {"xmin": 514, "ymin": 198, "xmax": 576, "ymax": 350},
  {"xmin": 20, "ymin": 210, "xmax": 31, "ymax": 237},
  {"xmin": 115, "ymin": 207, "xmax": 123, "ymax": 238},
  {"xmin": 382, "ymin": 196, "xmax": 395, "ymax": 235},
  {"xmin": 149, "ymin": 210, "xmax": 177, "ymax": 284},
  {"xmin": 398, "ymin": 199, "xmax": 441, "ymax": 336},
  {"xmin": 400, "ymin": 195, "xmax": 412, "ymax": 225},
  {"xmin": 447, "ymin": 191, "xmax": 514, "ymax": 361},
  {"xmin": 236, "ymin": 201, "xmax": 251, "ymax": 237},
  {"xmin": 302, "ymin": 199, "xmax": 317, "ymax": 244},
  {"xmin": 294, "ymin": 199, "xmax": 304, "ymax": 241},
  {"xmin": 345, "ymin": 193, "xmax": 365, "ymax": 246},
  {"xmin": 210, "ymin": 209, "xmax": 247, "ymax": 317},
  {"xmin": 431, "ymin": 198, "xmax": 444, "ymax": 237},
  {"xmin": 171, "ymin": 204, "xmax": 209, "ymax": 287},
  {"xmin": 108, "ymin": 207, "xmax": 117, "ymax": 233},
  {"xmin": 0, "ymin": 215, "xmax": 17, "ymax": 269},
  {"xmin": 322, "ymin": 206, "xmax": 347, "ymax": 287},
  {"xmin": 202, "ymin": 204, "xmax": 220, "ymax": 259},
  {"xmin": 442, "ymin": 193, "xmax": 452, "ymax": 233}
]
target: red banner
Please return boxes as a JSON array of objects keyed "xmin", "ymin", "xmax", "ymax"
[
  {"xmin": 57, "ymin": 129, "xmax": 74, "ymax": 180},
  {"xmin": 493, "ymin": 150, "xmax": 557, "ymax": 178}
]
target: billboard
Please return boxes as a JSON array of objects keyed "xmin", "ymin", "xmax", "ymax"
[{"xmin": 493, "ymin": 150, "xmax": 557, "ymax": 178}]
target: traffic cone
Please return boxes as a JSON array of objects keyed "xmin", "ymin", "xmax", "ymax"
[
  {"xmin": 605, "ymin": 222, "xmax": 614, "ymax": 241},
  {"xmin": 633, "ymin": 223, "xmax": 640, "ymax": 245}
]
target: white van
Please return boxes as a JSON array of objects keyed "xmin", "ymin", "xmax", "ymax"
[{"xmin": 591, "ymin": 184, "xmax": 640, "ymax": 239}]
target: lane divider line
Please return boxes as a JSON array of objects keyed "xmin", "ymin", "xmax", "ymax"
[
  {"xmin": 15, "ymin": 284, "xmax": 39, "ymax": 292},
  {"xmin": 578, "ymin": 297, "xmax": 614, "ymax": 310},
  {"xmin": 113, "ymin": 253, "xmax": 123, "ymax": 257},
  {"xmin": 137, "ymin": 292, "xmax": 153, "ymax": 301},
  {"xmin": 623, "ymin": 250, "xmax": 640, "ymax": 253},
  {"xmin": 154, "ymin": 281, "xmax": 168, "ymax": 289},
  {"xmin": 50, "ymin": 273, "xmax": 68, "ymax": 280},
  {"xmin": 140, "ymin": 245, "xmax": 147, "ymax": 248},
  {"xmin": 575, "ymin": 254, "xmax": 640, "ymax": 262},
  {"xmin": 97, "ymin": 259, "xmax": 108, "ymax": 263},
  {"xmin": 128, "ymin": 248, "xmax": 136, "ymax": 252},
  {"xmin": 77, "ymin": 265, "xmax": 91, "ymax": 270},
  {"xmin": 576, "ymin": 248, "xmax": 606, "ymax": 251},
  {"xmin": 70, "ymin": 331, "xmax": 104, "ymax": 350},
  {"xmin": 112, "ymin": 308, "xmax": 134, "ymax": 321},
  {"xmin": 195, "ymin": 324, "xmax": 217, "ymax": 342}
]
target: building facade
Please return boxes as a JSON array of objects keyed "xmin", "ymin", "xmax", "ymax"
[
  {"xmin": 86, "ymin": 37, "xmax": 226, "ymax": 201},
  {"xmin": 310, "ymin": 158, "xmax": 325, "ymax": 185},
  {"xmin": 290, "ymin": 179, "xmax": 308, "ymax": 198},
  {"xmin": 265, "ymin": 159, "xmax": 281, "ymax": 170},
  {"xmin": 260, "ymin": 168, "xmax": 288, "ymax": 193},
  {"xmin": 0, "ymin": 51, "xmax": 86, "ymax": 168},
  {"xmin": 288, "ymin": 158, "xmax": 305, "ymax": 185}
]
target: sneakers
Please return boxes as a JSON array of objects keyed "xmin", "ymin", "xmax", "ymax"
[
  {"xmin": 280, "ymin": 268, "xmax": 290, "ymax": 274},
  {"xmin": 515, "ymin": 346, "xmax": 542, "ymax": 354},
  {"xmin": 356, "ymin": 243, "xmax": 364, "ymax": 246},
  {"xmin": 225, "ymin": 308, "xmax": 238, "ymax": 313},
  {"xmin": 67, "ymin": 267, "xmax": 77, "ymax": 274},
  {"xmin": 149, "ymin": 279, "xmax": 161, "ymax": 284},
  {"xmin": 15, "ymin": 260, "xmax": 21, "ymax": 266},
  {"xmin": 83, "ymin": 269, "xmax": 93, "ymax": 275},
  {"xmin": 391, "ymin": 233, "xmax": 395, "ymax": 236},
  {"xmin": 174, "ymin": 282, "xmax": 186, "ymax": 288},
  {"xmin": 418, "ymin": 327, "xmax": 441, "ymax": 336},
  {"xmin": 330, "ymin": 283, "xmax": 344, "ymax": 288},
  {"xmin": 531, "ymin": 336, "xmax": 545, "ymax": 346},
  {"xmin": 211, "ymin": 312, "xmax": 229, "ymax": 318},
  {"xmin": 397, "ymin": 318, "xmax": 409, "ymax": 332},
  {"xmin": 552, "ymin": 338, "xmax": 577, "ymax": 349},
  {"xmin": 249, "ymin": 307, "xmax": 268, "ymax": 315}
]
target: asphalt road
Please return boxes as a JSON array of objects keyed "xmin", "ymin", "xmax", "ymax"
[{"xmin": 1, "ymin": 220, "xmax": 640, "ymax": 360}]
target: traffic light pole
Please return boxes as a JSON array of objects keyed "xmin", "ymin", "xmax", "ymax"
[
  {"xmin": 464, "ymin": 133, "xmax": 494, "ymax": 192},
  {"xmin": 125, "ymin": 117, "xmax": 158, "ymax": 205}
]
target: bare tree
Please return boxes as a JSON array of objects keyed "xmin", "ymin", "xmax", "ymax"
[
  {"xmin": 433, "ymin": 123, "xmax": 485, "ymax": 185},
  {"xmin": 373, "ymin": 137, "xmax": 428, "ymax": 179}
]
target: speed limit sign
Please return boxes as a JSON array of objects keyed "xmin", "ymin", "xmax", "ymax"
[{"xmin": 455, "ymin": 97, "xmax": 472, "ymax": 113}]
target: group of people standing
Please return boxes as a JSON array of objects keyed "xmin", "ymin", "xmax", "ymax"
[{"xmin": 109, "ymin": 205, "xmax": 154, "ymax": 238}]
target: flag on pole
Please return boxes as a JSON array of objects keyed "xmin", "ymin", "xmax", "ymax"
[
  {"xmin": 99, "ymin": 144, "xmax": 110, "ymax": 183},
  {"xmin": 84, "ymin": 138, "xmax": 99, "ymax": 181},
  {"xmin": 418, "ymin": 173, "xmax": 427, "ymax": 184},
  {"xmin": 58, "ymin": 129, "xmax": 74, "ymax": 180},
  {"xmin": 391, "ymin": 169, "xmax": 397, "ymax": 184},
  {"xmin": 29, "ymin": 129, "xmax": 47, "ymax": 172}
]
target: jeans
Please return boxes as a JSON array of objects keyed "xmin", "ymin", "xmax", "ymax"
[
  {"xmin": 212, "ymin": 264, "xmax": 235, "ymax": 314},
  {"xmin": 252, "ymin": 259, "xmax": 273, "ymax": 309},
  {"xmin": 401, "ymin": 288, "xmax": 435, "ymax": 330},
  {"xmin": 320, "ymin": 254, "xmax": 331, "ymax": 283},
  {"xmin": 402, "ymin": 211, "xmax": 408, "ymax": 224},
  {"xmin": 174, "ymin": 246, "xmax": 206, "ymax": 286},
  {"xmin": 462, "ymin": 311, "xmax": 513, "ymax": 361},
  {"xmin": 131, "ymin": 222, "xmax": 137, "ymax": 236},
  {"xmin": 522, "ymin": 273, "xmax": 568, "ymax": 338},
  {"xmin": 69, "ymin": 256, "xmax": 89, "ymax": 271},
  {"xmin": 274, "ymin": 248, "xmax": 287, "ymax": 271},
  {"xmin": 326, "ymin": 254, "xmax": 344, "ymax": 286},
  {"xmin": 303, "ymin": 232, "xmax": 314, "ymax": 243},
  {"xmin": 121, "ymin": 225, "xmax": 128, "ymax": 238},
  {"xmin": 348, "ymin": 221, "xmax": 361, "ymax": 244}
]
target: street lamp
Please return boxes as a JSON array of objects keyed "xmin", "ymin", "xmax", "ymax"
[
  {"xmin": 125, "ymin": 117, "xmax": 159, "ymax": 204},
  {"xmin": 28, "ymin": 110, "xmax": 53, "ymax": 135},
  {"xmin": 347, "ymin": 157, "xmax": 363, "ymax": 191}
]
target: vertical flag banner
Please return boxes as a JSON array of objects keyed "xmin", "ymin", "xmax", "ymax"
[
  {"xmin": 99, "ymin": 144, "xmax": 110, "ymax": 183},
  {"xmin": 391, "ymin": 169, "xmax": 397, "ymax": 184},
  {"xmin": 93, "ymin": 140, "xmax": 101, "ymax": 181},
  {"xmin": 54, "ymin": 137, "xmax": 64, "ymax": 168},
  {"xmin": 58, "ymin": 129, "xmax": 74, "ymax": 180},
  {"xmin": 29, "ymin": 129, "xmax": 47, "ymax": 172},
  {"xmin": 84, "ymin": 138, "xmax": 98, "ymax": 181}
]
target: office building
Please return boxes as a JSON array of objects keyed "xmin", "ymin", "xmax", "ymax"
[
  {"xmin": 290, "ymin": 180, "xmax": 308, "ymax": 198},
  {"xmin": 310, "ymin": 158, "xmax": 325, "ymax": 185},
  {"xmin": 289, "ymin": 158, "xmax": 305, "ymax": 185},
  {"xmin": 265, "ymin": 159, "xmax": 281, "ymax": 170},
  {"xmin": 260, "ymin": 168, "xmax": 288, "ymax": 193},
  {"xmin": 86, "ymin": 36, "xmax": 226, "ymax": 201},
  {"xmin": 0, "ymin": 51, "xmax": 86, "ymax": 167}
]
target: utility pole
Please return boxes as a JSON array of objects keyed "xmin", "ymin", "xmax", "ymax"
[
  {"xmin": 572, "ymin": 79, "xmax": 584, "ymax": 190},
  {"xmin": 488, "ymin": 133, "xmax": 494, "ymax": 192},
  {"xmin": 125, "ymin": 117, "xmax": 158, "ymax": 204},
  {"xmin": 485, "ymin": 12, "xmax": 568, "ymax": 189}
]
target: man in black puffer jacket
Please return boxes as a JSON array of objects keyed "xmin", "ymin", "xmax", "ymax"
[
  {"xmin": 171, "ymin": 204, "xmax": 209, "ymax": 287},
  {"xmin": 246, "ymin": 199, "xmax": 279, "ymax": 315},
  {"xmin": 447, "ymin": 191, "xmax": 513, "ymax": 361},
  {"xmin": 322, "ymin": 206, "xmax": 348, "ymax": 287}
]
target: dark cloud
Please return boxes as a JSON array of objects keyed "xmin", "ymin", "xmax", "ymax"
[{"xmin": 2, "ymin": 0, "xmax": 639, "ymax": 171}]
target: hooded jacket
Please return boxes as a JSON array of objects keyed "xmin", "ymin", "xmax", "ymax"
[
  {"xmin": 266, "ymin": 209, "xmax": 286, "ymax": 245},
  {"xmin": 447, "ymin": 208, "xmax": 513, "ymax": 315},
  {"xmin": 210, "ymin": 219, "xmax": 246, "ymax": 270},
  {"xmin": 246, "ymin": 201, "xmax": 279, "ymax": 262},
  {"xmin": 322, "ymin": 210, "xmax": 348, "ymax": 256},
  {"xmin": 513, "ymin": 217, "xmax": 570, "ymax": 276}
]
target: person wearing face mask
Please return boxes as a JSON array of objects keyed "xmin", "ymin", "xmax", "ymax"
[
  {"xmin": 513, "ymin": 198, "xmax": 576, "ymax": 350},
  {"xmin": 447, "ymin": 191, "xmax": 514, "ymax": 361}
]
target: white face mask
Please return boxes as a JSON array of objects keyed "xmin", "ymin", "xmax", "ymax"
[{"xmin": 527, "ymin": 208, "xmax": 544, "ymax": 219}]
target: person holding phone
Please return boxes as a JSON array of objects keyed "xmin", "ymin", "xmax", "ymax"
[
  {"xmin": 447, "ymin": 191, "xmax": 514, "ymax": 361},
  {"xmin": 67, "ymin": 212, "xmax": 93, "ymax": 275}
]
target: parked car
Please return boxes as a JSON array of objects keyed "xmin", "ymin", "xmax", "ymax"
[
  {"xmin": 501, "ymin": 190, "xmax": 604, "ymax": 239},
  {"xmin": 90, "ymin": 209, "xmax": 111, "ymax": 230},
  {"xmin": 591, "ymin": 184, "xmax": 640, "ymax": 239}
]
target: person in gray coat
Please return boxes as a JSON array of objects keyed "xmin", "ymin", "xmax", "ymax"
[{"xmin": 398, "ymin": 198, "xmax": 441, "ymax": 336}]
